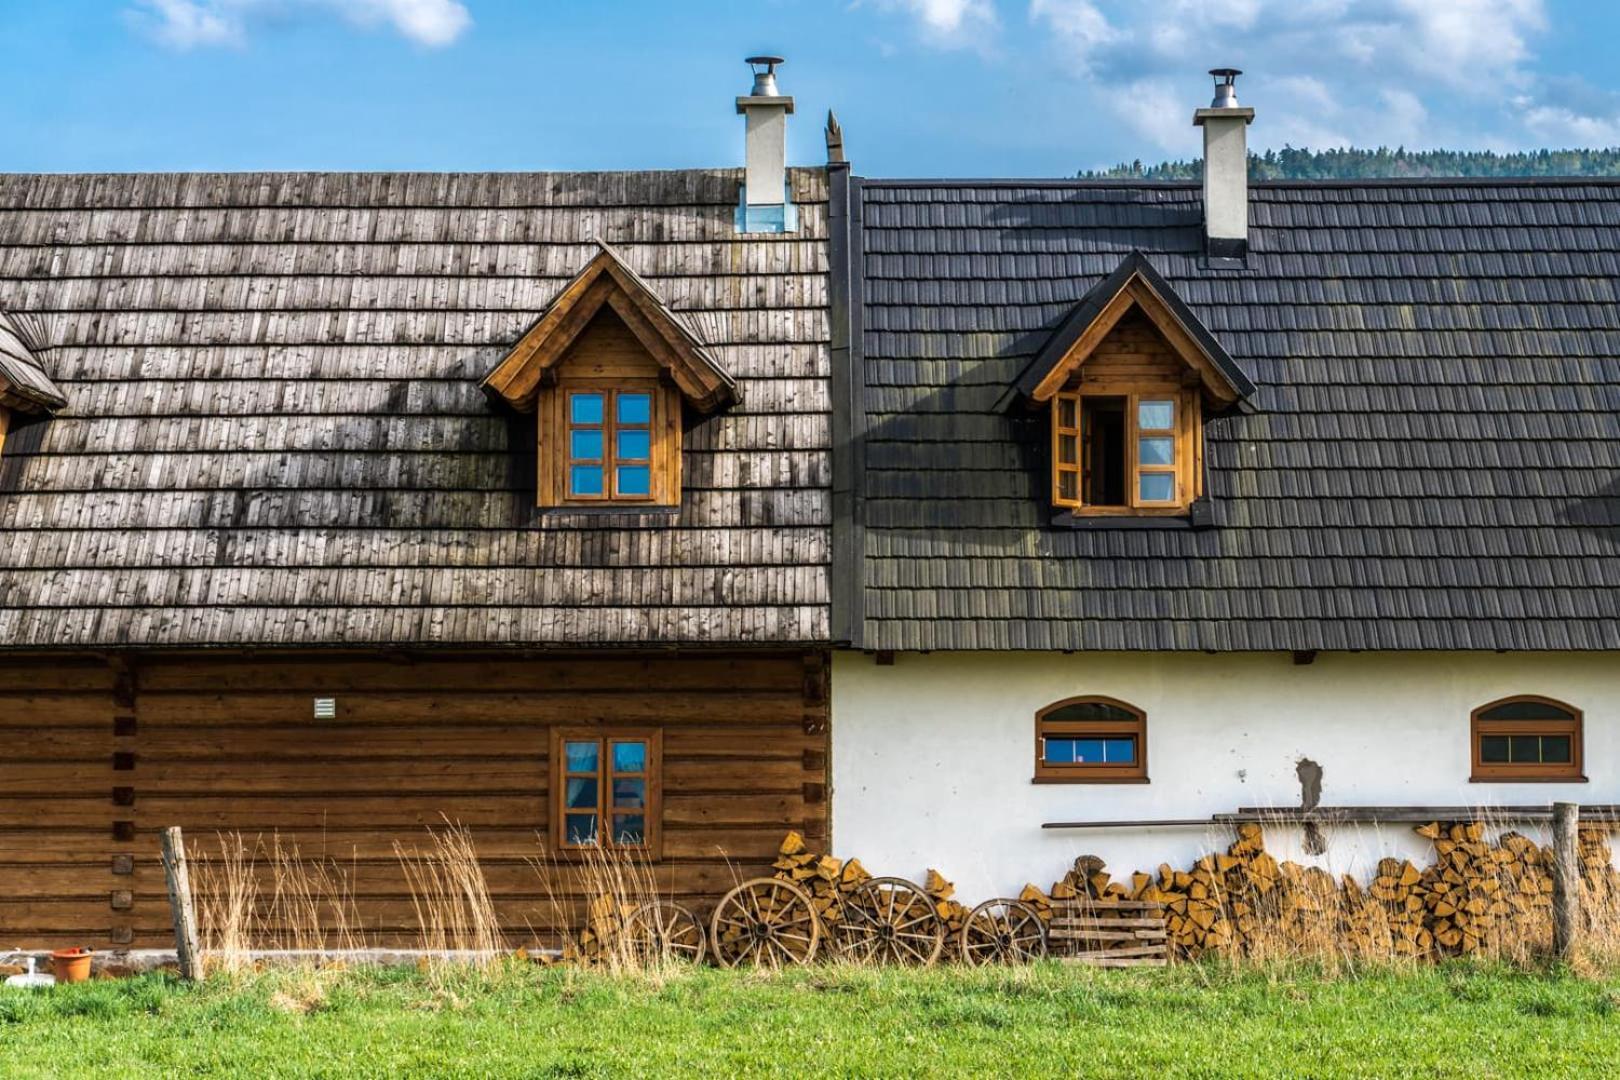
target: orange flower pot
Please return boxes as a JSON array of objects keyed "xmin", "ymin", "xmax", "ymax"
[{"xmin": 49, "ymin": 948, "xmax": 93, "ymax": 984}]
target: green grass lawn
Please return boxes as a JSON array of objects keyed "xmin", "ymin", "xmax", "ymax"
[{"xmin": 1, "ymin": 961, "xmax": 1616, "ymax": 1078}]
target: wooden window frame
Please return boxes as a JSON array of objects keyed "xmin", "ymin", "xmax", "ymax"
[
  {"xmin": 0, "ymin": 404, "xmax": 9, "ymax": 457},
  {"xmin": 1033, "ymin": 696, "xmax": 1149, "ymax": 784},
  {"xmin": 1052, "ymin": 386, "xmax": 1201, "ymax": 516},
  {"xmin": 551, "ymin": 728, "xmax": 664, "ymax": 858},
  {"xmin": 540, "ymin": 379, "xmax": 680, "ymax": 508},
  {"xmin": 1469, "ymin": 696, "xmax": 1585, "ymax": 783}
]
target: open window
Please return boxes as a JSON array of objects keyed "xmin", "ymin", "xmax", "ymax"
[
  {"xmin": 1470, "ymin": 696, "xmax": 1584, "ymax": 782},
  {"xmin": 552, "ymin": 728, "xmax": 663, "ymax": 856},
  {"xmin": 481, "ymin": 242, "xmax": 735, "ymax": 509},
  {"xmin": 1015, "ymin": 253, "xmax": 1252, "ymax": 518},
  {"xmin": 1033, "ymin": 696, "xmax": 1148, "ymax": 783}
]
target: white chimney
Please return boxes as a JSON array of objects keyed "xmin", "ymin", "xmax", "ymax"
[
  {"xmin": 1192, "ymin": 68, "xmax": 1254, "ymax": 260},
  {"xmin": 736, "ymin": 56, "xmax": 797, "ymax": 233}
]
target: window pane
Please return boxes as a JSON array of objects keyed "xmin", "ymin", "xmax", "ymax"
[
  {"xmin": 1509, "ymin": 735, "xmax": 1541, "ymax": 763},
  {"xmin": 1057, "ymin": 433, "xmax": 1078, "ymax": 466},
  {"xmin": 564, "ymin": 741, "xmax": 599, "ymax": 773},
  {"xmin": 1138, "ymin": 437, "xmax": 1174, "ymax": 466},
  {"xmin": 617, "ymin": 393, "xmax": 651, "ymax": 424},
  {"xmin": 617, "ymin": 465, "xmax": 651, "ymax": 496},
  {"xmin": 565, "ymin": 814, "xmax": 598, "ymax": 846},
  {"xmin": 570, "ymin": 393, "xmax": 604, "ymax": 424},
  {"xmin": 1541, "ymin": 735, "xmax": 1572, "ymax": 764},
  {"xmin": 613, "ymin": 815, "xmax": 646, "ymax": 845},
  {"xmin": 613, "ymin": 778, "xmax": 646, "ymax": 809},
  {"xmin": 617, "ymin": 429, "xmax": 651, "ymax": 461},
  {"xmin": 569, "ymin": 429, "xmax": 603, "ymax": 461},
  {"xmin": 1103, "ymin": 738, "xmax": 1137, "ymax": 764},
  {"xmin": 570, "ymin": 465, "xmax": 604, "ymax": 496},
  {"xmin": 1138, "ymin": 473, "xmax": 1175, "ymax": 502},
  {"xmin": 565, "ymin": 777, "xmax": 598, "ymax": 810},
  {"xmin": 1046, "ymin": 702, "xmax": 1136, "ymax": 722},
  {"xmin": 1479, "ymin": 735, "xmax": 1510, "ymax": 763},
  {"xmin": 1479, "ymin": 700, "xmax": 1574, "ymax": 721},
  {"xmin": 1057, "ymin": 398, "xmax": 1077, "ymax": 428},
  {"xmin": 1058, "ymin": 470, "xmax": 1078, "ymax": 502},
  {"xmin": 1138, "ymin": 400, "xmax": 1174, "ymax": 430},
  {"xmin": 612, "ymin": 741, "xmax": 647, "ymax": 773}
]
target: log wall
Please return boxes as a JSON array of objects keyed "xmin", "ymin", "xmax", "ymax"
[{"xmin": 0, "ymin": 650, "xmax": 829, "ymax": 949}]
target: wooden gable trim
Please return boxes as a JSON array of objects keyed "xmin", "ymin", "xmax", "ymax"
[
  {"xmin": 1028, "ymin": 275, "xmax": 1240, "ymax": 405},
  {"xmin": 481, "ymin": 244, "xmax": 737, "ymax": 414}
]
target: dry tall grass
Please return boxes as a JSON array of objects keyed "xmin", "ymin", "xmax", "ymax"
[{"xmin": 393, "ymin": 819, "xmax": 504, "ymax": 971}]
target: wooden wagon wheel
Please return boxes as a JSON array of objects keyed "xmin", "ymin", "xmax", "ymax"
[
  {"xmin": 960, "ymin": 898, "xmax": 1047, "ymax": 966},
  {"xmin": 708, "ymin": 878, "xmax": 821, "ymax": 968},
  {"xmin": 836, "ymin": 876, "xmax": 946, "ymax": 966},
  {"xmin": 624, "ymin": 901, "xmax": 708, "ymax": 965}
]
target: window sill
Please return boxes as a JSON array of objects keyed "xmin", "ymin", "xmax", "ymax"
[
  {"xmin": 1050, "ymin": 512, "xmax": 1193, "ymax": 531},
  {"xmin": 1469, "ymin": 775, "xmax": 1588, "ymax": 784},
  {"xmin": 1032, "ymin": 775, "xmax": 1151, "ymax": 785},
  {"xmin": 533, "ymin": 505, "xmax": 680, "ymax": 524}
]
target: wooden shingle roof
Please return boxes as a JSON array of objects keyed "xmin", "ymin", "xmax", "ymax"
[
  {"xmin": 0, "ymin": 169, "xmax": 830, "ymax": 649},
  {"xmin": 848, "ymin": 178, "xmax": 1620, "ymax": 651}
]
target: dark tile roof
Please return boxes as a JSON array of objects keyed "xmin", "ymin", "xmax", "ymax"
[
  {"xmin": 0, "ymin": 169, "xmax": 830, "ymax": 649},
  {"xmin": 852, "ymin": 179, "xmax": 1620, "ymax": 651}
]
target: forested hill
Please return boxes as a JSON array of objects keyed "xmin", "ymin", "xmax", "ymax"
[{"xmin": 1082, "ymin": 147, "xmax": 1620, "ymax": 180}]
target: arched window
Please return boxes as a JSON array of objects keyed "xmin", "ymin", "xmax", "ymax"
[
  {"xmin": 1470, "ymin": 696, "xmax": 1584, "ymax": 783},
  {"xmin": 1033, "ymin": 696, "xmax": 1148, "ymax": 783}
]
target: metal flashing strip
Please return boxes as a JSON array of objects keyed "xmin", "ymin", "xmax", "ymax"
[{"xmin": 828, "ymin": 164, "xmax": 866, "ymax": 647}]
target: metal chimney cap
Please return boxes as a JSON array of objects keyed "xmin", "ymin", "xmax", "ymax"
[
  {"xmin": 746, "ymin": 55, "xmax": 786, "ymax": 69},
  {"xmin": 738, "ymin": 55, "xmax": 794, "ymax": 112},
  {"xmin": 1208, "ymin": 68, "xmax": 1242, "ymax": 108}
]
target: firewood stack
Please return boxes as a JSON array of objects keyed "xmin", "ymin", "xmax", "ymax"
[
  {"xmin": 564, "ymin": 892, "xmax": 633, "ymax": 964},
  {"xmin": 770, "ymin": 830, "xmax": 870, "ymax": 928},
  {"xmin": 1578, "ymin": 827, "xmax": 1620, "ymax": 906},
  {"xmin": 1413, "ymin": 822, "xmax": 1547, "ymax": 955},
  {"xmin": 925, "ymin": 869, "xmax": 972, "ymax": 947}
]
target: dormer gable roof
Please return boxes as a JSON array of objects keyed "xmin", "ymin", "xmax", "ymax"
[
  {"xmin": 0, "ymin": 312, "xmax": 66, "ymax": 414},
  {"xmin": 1011, "ymin": 251, "xmax": 1255, "ymax": 407},
  {"xmin": 482, "ymin": 240, "xmax": 737, "ymax": 413}
]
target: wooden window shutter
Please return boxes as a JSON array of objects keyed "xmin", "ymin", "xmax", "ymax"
[{"xmin": 1052, "ymin": 392, "xmax": 1082, "ymax": 509}]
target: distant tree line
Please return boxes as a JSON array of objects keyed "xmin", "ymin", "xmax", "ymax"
[{"xmin": 1081, "ymin": 146, "xmax": 1620, "ymax": 180}]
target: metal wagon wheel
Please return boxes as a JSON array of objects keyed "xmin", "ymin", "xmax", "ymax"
[
  {"xmin": 836, "ymin": 876, "xmax": 946, "ymax": 966},
  {"xmin": 960, "ymin": 898, "xmax": 1047, "ymax": 967},
  {"xmin": 708, "ymin": 877, "xmax": 821, "ymax": 968},
  {"xmin": 623, "ymin": 901, "xmax": 708, "ymax": 965}
]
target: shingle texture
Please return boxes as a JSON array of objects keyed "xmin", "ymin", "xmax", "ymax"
[
  {"xmin": 856, "ymin": 179, "xmax": 1620, "ymax": 651},
  {"xmin": 0, "ymin": 169, "xmax": 829, "ymax": 648}
]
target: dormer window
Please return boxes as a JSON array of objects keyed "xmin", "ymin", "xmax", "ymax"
[
  {"xmin": 1011, "ymin": 252, "xmax": 1253, "ymax": 520},
  {"xmin": 482, "ymin": 242, "xmax": 735, "ymax": 510}
]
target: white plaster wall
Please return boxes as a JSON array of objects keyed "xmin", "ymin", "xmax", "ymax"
[{"xmin": 831, "ymin": 651, "xmax": 1620, "ymax": 905}]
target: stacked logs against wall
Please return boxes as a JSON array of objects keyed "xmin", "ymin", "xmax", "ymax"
[
  {"xmin": 1016, "ymin": 822, "xmax": 1620, "ymax": 960},
  {"xmin": 703, "ymin": 822, "xmax": 1620, "ymax": 966}
]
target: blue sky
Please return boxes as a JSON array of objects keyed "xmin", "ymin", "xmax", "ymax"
[{"xmin": 7, "ymin": 1, "xmax": 1620, "ymax": 176}]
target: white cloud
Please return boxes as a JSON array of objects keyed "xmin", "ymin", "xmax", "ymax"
[
  {"xmin": 131, "ymin": 0, "xmax": 471, "ymax": 49},
  {"xmin": 1025, "ymin": 0, "xmax": 1564, "ymax": 152},
  {"xmin": 871, "ymin": 0, "xmax": 998, "ymax": 48}
]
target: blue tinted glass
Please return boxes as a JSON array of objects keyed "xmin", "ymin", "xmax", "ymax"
[
  {"xmin": 570, "ymin": 393, "xmax": 604, "ymax": 424},
  {"xmin": 617, "ymin": 430, "xmax": 650, "ymax": 461},
  {"xmin": 613, "ymin": 778, "xmax": 646, "ymax": 810},
  {"xmin": 617, "ymin": 465, "xmax": 651, "ymax": 496},
  {"xmin": 613, "ymin": 814, "xmax": 646, "ymax": 845},
  {"xmin": 564, "ymin": 741, "xmax": 598, "ymax": 773},
  {"xmin": 570, "ymin": 465, "xmax": 604, "ymax": 496},
  {"xmin": 1138, "ymin": 400, "xmax": 1174, "ymax": 430},
  {"xmin": 1044, "ymin": 737, "xmax": 1135, "ymax": 765},
  {"xmin": 1138, "ymin": 437, "xmax": 1174, "ymax": 466},
  {"xmin": 612, "ymin": 741, "xmax": 646, "ymax": 773},
  {"xmin": 617, "ymin": 393, "xmax": 651, "ymax": 424},
  {"xmin": 565, "ymin": 777, "xmax": 597, "ymax": 810},
  {"xmin": 1103, "ymin": 738, "xmax": 1137, "ymax": 764},
  {"xmin": 570, "ymin": 429, "xmax": 603, "ymax": 461},
  {"xmin": 1138, "ymin": 473, "xmax": 1175, "ymax": 502},
  {"xmin": 565, "ymin": 814, "xmax": 598, "ymax": 846}
]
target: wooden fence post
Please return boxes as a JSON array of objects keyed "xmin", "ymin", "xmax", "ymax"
[
  {"xmin": 1552, "ymin": 802, "xmax": 1581, "ymax": 961},
  {"xmin": 160, "ymin": 826, "xmax": 202, "ymax": 981}
]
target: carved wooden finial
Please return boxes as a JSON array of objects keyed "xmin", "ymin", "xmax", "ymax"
[{"xmin": 825, "ymin": 110, "xmax": 845, "ymax": 164}]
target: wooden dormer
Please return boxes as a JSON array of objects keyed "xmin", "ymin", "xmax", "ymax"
[
  {"xmin": 482, "ymin": 242, "xmax": 736, "ymax": 508},
  {"xmin": 1010, "ymin": 253, "xmax": 1252, "ymax": 516}
]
